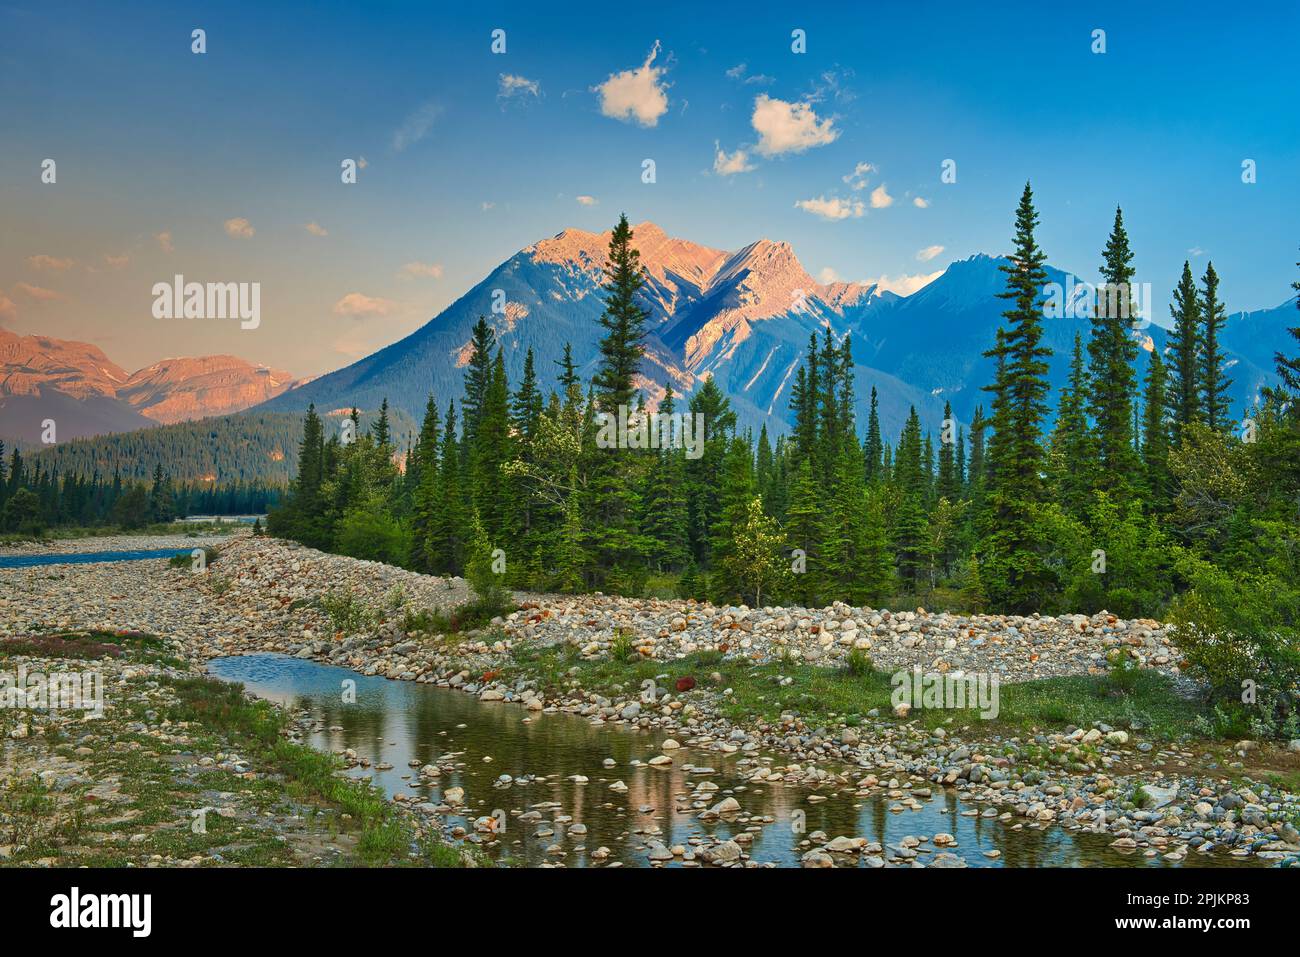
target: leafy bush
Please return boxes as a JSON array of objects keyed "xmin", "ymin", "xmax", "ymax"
[
  {"xmin": 319, "ymin": 592, "xmax": 375, "ymax": 635},
  {"xmin": 1169, "ymin": 559, "xmax": 1300, "ymax": 738},
  {"xmin": 335, "ymin": 507, "xmax": 412, "ymax": 566}
]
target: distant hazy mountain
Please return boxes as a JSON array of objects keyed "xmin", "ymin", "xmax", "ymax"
[
  {"xmin": 259, "ymin": 222, "xmax": 1297, "ymax": 440},
  {"xmin": 0, "ymin": 327, "xmax": 300, "ymax": 443}
]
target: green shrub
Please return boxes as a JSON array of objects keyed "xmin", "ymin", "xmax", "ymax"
[
  {"xmin": 1169, "ymin": 560, "xmax": 1300, "ymax": 738},
  {"xmin": 319, "ymin": 592, "xmax": 374, "ymax": 635},
  {"xmin": 844, "ymin": 647, "xmax": 873, "ymax": 678}
]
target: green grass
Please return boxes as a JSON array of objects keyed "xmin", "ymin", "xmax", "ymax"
[
  {"xmin": 163, "ymin": 675, "xmax": 477, "ymax": 867},
  {"xmin": 511, "ymin": 645, "xmax": 1211, "ymax": 742}
]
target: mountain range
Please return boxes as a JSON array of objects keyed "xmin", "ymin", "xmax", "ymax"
[
  {"xmin": 259, "ymin": 221, "xmax": 1298, "ymax": 441},
  {"xmin": 0, "ymin": 327, "xmax": 300, "ymax": 443},
  {"xmin": 7, "ymin": 222, "xmax": 1295, "ymax": 451}
]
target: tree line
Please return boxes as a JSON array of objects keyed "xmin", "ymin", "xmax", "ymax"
[
  {"xmin": 269, "ymin": 199, "xmax": 1300, "ymax": 732},
  {"xmin": 0, "ymin": 445, "xmax": 280, "ymax": 535}
]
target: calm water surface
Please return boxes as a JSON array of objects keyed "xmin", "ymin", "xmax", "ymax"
[
  {"xmin": 208, "ymin": 653, "xmax": 1253, "ymax": 869},
  {"xmin": 0, "ymin": 548, "xmax": 189, "ymax": 569}
]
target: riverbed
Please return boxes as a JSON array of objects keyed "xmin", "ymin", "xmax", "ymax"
[{"xmin": 207, "ymin": 653, "xmax": 1253, "ymax": 868}]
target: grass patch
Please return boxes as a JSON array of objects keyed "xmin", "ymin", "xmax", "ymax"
[{"xmin": 512, "ymin": 645, "xmax": 1214, "ymax": 742}]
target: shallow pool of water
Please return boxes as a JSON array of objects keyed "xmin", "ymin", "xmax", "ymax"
[
  {"xmin": 208, "ymin": 653, "xmax": 1252, "ymax": 868},
  {"xmin": 0, "ymin": 548, "xmax": 190, "ymax": 569}
]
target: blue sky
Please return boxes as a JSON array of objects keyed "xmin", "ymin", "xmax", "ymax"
[{"xmin": 2, "ymin": 0, "xmax": 1297, "ymax": 377}]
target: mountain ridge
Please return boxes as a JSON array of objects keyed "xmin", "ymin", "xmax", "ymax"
[{"xmin": 258, "ymin": 221, "xmax": 1297, "ymax": 440}]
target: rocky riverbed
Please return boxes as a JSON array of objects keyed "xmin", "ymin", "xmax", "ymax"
[{"xmin": 3, "ymin": 534, "xmax": 1298, "ymax": 868}]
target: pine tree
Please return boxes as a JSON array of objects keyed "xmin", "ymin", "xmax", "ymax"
[
  {"xmin": 967, "ymin": 406, "xmax": 987, "ymax": 505},
  {"xmin": 556, "ymin": 342, "xmax": 580, "ymax": 395},
  {"xmin": 858, "ymin": 486, "xmax": 896, "ymax": 605},
  {"xmin": 892, "ymin": 407, "xmax": 930, "ymax": 590},
  {"xmin": 1165, "ymin": 260, "xmax": 1202, "ymax": 444},
  {"xmin": 586, "ymin": 215, "xmax": 652, "ymax": 582},
  {"xmin": 1199, "ymin": 261, "xmax": 1233, "ymax": 431},
  {"xmin": 936, "ymin": 400, "xmax": 959, "ymax": 503},
  {"xmin": 511, "ymin": 347, "xmax": 543, "ymax": 443},
  {"xmin": 1048, "ymin": 333, "xmax": 1095, "ymax": 518},
  {"xmin": 1087, "ymin": 206, "xmax": 1141, "ymax": 496},
  {"xmin": 461, "ymin": 317, "xmax": 497, "ymax": 446},
  {"xmin": 1141, "ymin": 352, "xmax": 1172, "ymax": 508},
  {"xmin": 863, "ymin": 385, "xmax": 883, "ymax": 484},
  {"xmin": 593, "ymin": 215, "xmax": 649, "ymax": 412},
  {"xmin": 431, "ymin": 401, "xmax": 466, "ymax": 573},
  {"xmin": 409, "ymin": 397, "xmax": 442, "ymax": 572},
  {"xmin": 979, "ymin": 183, "xmax": 1053, "ymax": 613},
  {"xmin": 641, "ymin": 385, "xmax": 690, "ymax": 570},
  {"xmin": 784, "ymin": 458, "xmax": 822, "ymax": 607}
]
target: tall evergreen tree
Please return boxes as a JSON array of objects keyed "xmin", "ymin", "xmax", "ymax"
[
  {"xmin": 863, "ymin": 385, "xmax": 883, "ymax": 484},
  {"xmin": 1048, "ymin": 333, "xmax": 1095, "ymax": 518},
  {"xmin": 593, "ymin": 214, "xmax": 649, "ymax": 412},
  {"xmin": 1165, "ymin": 260, "xmax": 1202, "ymax": 444},
  {"xmin": 1087, "ymin": 206, "xmax": 1141, "ymax": 495},
  {"xmin": 1199, "ymin": 261, "xmax": 1233, "ymax": 431},
  {"xmin": 979, "ymin": 183, "xmax": 1053, "ymax": 613},
  {"xmin": 1141, "ymin": 352, "xmax": 1172, "ymax": 508}
]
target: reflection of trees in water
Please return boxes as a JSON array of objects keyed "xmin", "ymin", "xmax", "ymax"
[{"xmin": 243, "ymin": 661, "xmax": 1212, "ymax": 869}]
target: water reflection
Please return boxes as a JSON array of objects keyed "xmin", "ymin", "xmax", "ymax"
[{"xmin": 208, "ymin": 654, "xmax": 1250, "ymax": 869}]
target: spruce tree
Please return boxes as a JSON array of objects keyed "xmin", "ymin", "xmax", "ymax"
[
  {"xmin": 892, "ymin": 407, "xmax": 930, "ymax": 590},
  {"xmin": 979, "ymin": 183, "xmax": 1053, "ymax": 613},
  {"xmin": 936, "ymin": 400, "xmax": 959, "ymax": 503},
  {"xmin": 1087, "ymin": 206, "xmax": 1140, "ymax": 495},
  {"xmin": 1048, "ymin": 333, "xmax": 1095, "ymax": 518},
  {"xmin": 593, "ymin": 214, "xmax": 648, "ymax": 411},
  {"xmin": 1199, "ymin": 261, "xmax": 1233, "ymax": 431},
  {"xmin": 1141, "ymin": 352, "xmax": 1172, "ymax": 508},
  {"xmin": 1165, "ymin": 260, "xmax": 1202, "ymax": 444},
  {"xmin": 863, "ymin": 385, "xmax": 883, "ymax": 484}
]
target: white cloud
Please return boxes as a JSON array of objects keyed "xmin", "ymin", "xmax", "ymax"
[
  {"xmin": 156, "ymin": 231, "xmax": 174, "ymax": 253},
  {"xmin": 1188, "ymin": 246, "xmax": 1205, "ymax": 256},
  {"xmin": 304, "ymin": 222, "xmax": 329, "ymax": 237},
  {"xmin": 333, "ymin": 292, "xmax": 399, "ymax": 318},
  {"xmin": 102, "ymin": 254, "xmax": 130, "ymax": 269},
  {"xmin": 481, "ymin": 201, "xmax": 495, "ymax": 211},
  {"xmin": 752, "ymin": 94, "xmax": 839, "ymax": 156},
  {"xmin": 713, "ymin": 143, "xmax": 755, "ymax": 176},
  {"xmin": 0, "ymin": 294, "xmax": 16, "ymax": 324},
  {"xmin": 816, "ymin": 267, "xmax": 841, "ymax": 284},
  {"xmin": 725, "ymin": 63, "xmax": 774, "ymax": 85},
  {"xmin": 869, "ymin": 184, "xmax": 893, "ymax": 208},
  {"xmin": 576, "ymin": 195, "xmax": 599, "ymax": 206},
  {"xmin": 594, "ymin": 41, "xmax": 670, "ymax": 127},
  {"xmin": 916, "ymin": 245, "xmax": 945, "ymax": 262},
  {"xmin": 842, "ymin": 162, "xmax": 875, "ymax": 191},
  {"xmin": 498, "ymin": 73, "xmax": 540, "ymax": 101},
  {"xmin": 913, "ymin": 196, "xmax": 930, "ymax": 208},
  {"xmin": 392, "ymin": 101, "xmax": 442, "ymax": 151},
  {"xmin": 224, "ymin": 217, "xmax": 255, "ymax": 239},
  {"xmin": 794, "ymin": 195, "xmax": 864, "ymax": 221},
  {"xmin": 865, "ymin": 271, "xmax": 943, "ymax": 296},
  {"xmin": 399, "ymin": 261, "xmax": 443, "ymax": 279}
]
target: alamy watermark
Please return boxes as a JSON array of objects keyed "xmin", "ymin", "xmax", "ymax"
[
  {"xmin": 0, "ymin": 664, "xmax": 104, "ymax": 717},
  {"xmin": 1042, "ymin": 276, "xmax": 1152, "ymax": 329},
  {"xmin": 152, "ymin": 274, "xmax": 260, "ymax": 329},
  {"xmin": 890, "ymin": 666, "xmax": 1000, "ymax": 719}
]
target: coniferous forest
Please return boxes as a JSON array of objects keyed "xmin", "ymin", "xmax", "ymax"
[{"xmin": 269, "ymin": 191, "xmax": 1300, "ymax": 728}]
